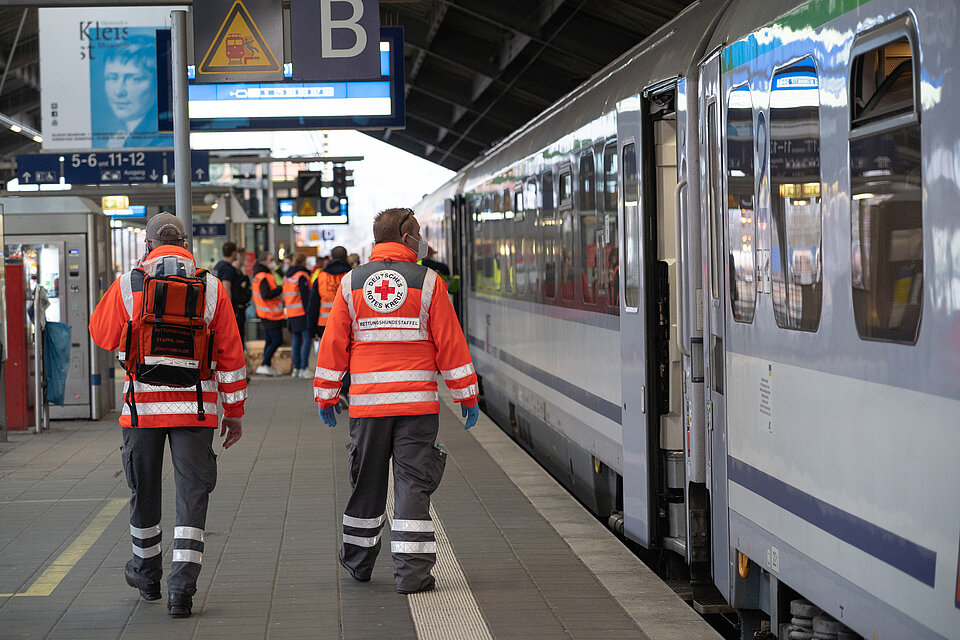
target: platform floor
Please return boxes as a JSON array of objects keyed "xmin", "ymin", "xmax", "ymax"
[{"xmin": 0, "ymin": 374, "xmax": 721, "ymax": 640}]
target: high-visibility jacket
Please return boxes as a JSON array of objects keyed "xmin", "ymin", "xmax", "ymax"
[
  {"xmin": 282, "ymin": 270, "xmax": 309, "ymax": 319},
  {"xmin": 315, "ymin": 270, "xmax": 347, "ymax": 327},
  {"xmin": 89, "ymin": 245, "xmax": 247, "ymax": 428},
  {"xmin": 313, "ymin": 242, "xmax": 478, "ymax": 418},
  {"xmin": 252, "ymin": 271, "xmax": 284, "ymax": 320}
]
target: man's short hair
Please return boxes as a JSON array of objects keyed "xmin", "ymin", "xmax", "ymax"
[
  {"xmin": 373, "ymin": 208, "xmax": 416, "ymax": 244},
  {"xmin": 222, "ymin": 241, "xmax": 237, "ymax": 257},
  {"xmin": 258, "ymin": 252, "xmax": 274, "ymax": 264},
  {"xmin": 292, "ymin": 251, "xmax": 307, "ymax": 266},
  {"xmin": 330, "ymin": 246, "xmax": 348, "ymax": 261}
]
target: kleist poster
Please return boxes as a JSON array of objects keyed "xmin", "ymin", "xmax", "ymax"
[{"xmin": 39, "ymin": 7, "xmax": 182, "ymax": 151}]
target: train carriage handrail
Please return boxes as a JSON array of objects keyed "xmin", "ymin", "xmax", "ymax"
[{"xmin": 674, "ymin": 179, "xmax": 690, "ymax": 357}]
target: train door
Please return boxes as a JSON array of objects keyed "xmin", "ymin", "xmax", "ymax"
[
  {"xmin": 699, "ymin": 50, "xmax": 731, "ymax": 597},
  {"xmin": 617, "ymin": 99, "xmax": 653, "ymax": 546},
  {"xmin": 447, "ymin": 195, "xmax": 466, "ymax": 326}
]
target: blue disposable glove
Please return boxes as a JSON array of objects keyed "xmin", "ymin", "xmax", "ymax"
[
  {"xmin": 319, "ymin": 403, "xmax": 341, "ymax": 428},
  {"xmin": 461, "ymin": 403, "xmax": 479, "ymax": 430}
]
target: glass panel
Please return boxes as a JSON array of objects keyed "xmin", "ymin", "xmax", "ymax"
[
  {"xmin": 524, "ymin": 179, "xmax": 539, "ymax": 297},
  {"xmin": 708, "ymin": 101, "xmax": 721, "ymax": 300},
  {"xmin": 850, "ymin": 36, "xmax": 921, "ymax": 343},
  {"xmin": 579, "ymin": 153, "xmax": 597, "ymax": 303},
  {"xmin": 559, "ymin": 171, "xmax": 572, "ymax": 206},
  {"xmin": 623, "ymin": 143, "xmax": 640, "ymax": 309},
  {"xmin": 727, "ymin": 85, "xmax": 757, "ymax": 323},
  {"xmin": 542, "ymin": 171, "xmax": 557, "ymax": 299},
  {"xmin": 603, "ymin": 143, "xmax": 619, "ymax": 309},
  {"xmin": 6, "ymin": 243, "xmax": 62, "ymax": 322},
  {"xmin": 769, "ymin": 59, "xmax": 822, "ymax": 331},
  {"xmin": 560, "ymin": 169, "xmax": 575, "ymax": 301}
]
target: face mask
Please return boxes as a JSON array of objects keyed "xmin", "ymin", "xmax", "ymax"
[
  {"xmin": 406, "ymin": 233, "xmax": 428, "ymax": 261},
  {"xmin": 266, "ymin": 262, "xmax": 276, "ymax": 271}
]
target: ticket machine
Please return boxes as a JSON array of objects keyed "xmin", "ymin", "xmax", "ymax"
[{"xmin": 1, "ymin": 196, "xmax": 114, "ymax": 420}]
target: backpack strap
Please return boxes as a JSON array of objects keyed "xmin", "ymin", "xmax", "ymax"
[
  {"xmin": 125, "ymin": 371, "xmax": 139, "ymax": 427},
  {"xmin": 200, "ymin": 270, "xmax": 219, "ymax": 325}
]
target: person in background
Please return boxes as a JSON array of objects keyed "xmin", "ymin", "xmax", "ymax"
[
  {"xmin": 212, "ymin": 242, "xmax": 245, "ymax": 345},
  {"xmin": 231, "ymin": 248, "xmax": 252, "ymax": 347},
  {"xmin": 313, "ymin": 208, "xmax": 480, "ymax": 595},
  {"xmin": 420, "ymin": 245, "xmax": 450, "ymax": 277},
  {"xmin": 307, "ymin": 246, "xmax": 352, "ymax": 342},
  {"xmin": 252, "ymin": 252, "xmax": 284, "ymax": 376},
  {"xmin": 348, "ymin": 253, "xmax": 360, "ymax": 269},
  {"xmin": 283, "ymin": 252, "xmax": 313, "ymax": 378},
  {"xmin": 277, "ymin": 255, "xmax": 292, "ymax": 280}
]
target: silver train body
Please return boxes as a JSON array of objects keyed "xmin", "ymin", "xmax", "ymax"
[{"xmin": 415, "ymin": 1, "xmax": 960, "ymax": 637}]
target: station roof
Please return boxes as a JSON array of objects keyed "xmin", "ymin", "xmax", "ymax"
[{"xmin": 0, "ymin": 1, "xmax": 694, "ymax": 181}]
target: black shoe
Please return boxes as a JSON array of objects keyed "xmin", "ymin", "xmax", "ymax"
[
  {"xmin": 167, "ymin": 592, "xmax": 193, "ymax": 618},
  {"xmin": 124, "ymin": 560, "xmax": 161, "ymax": 601},
  {"xmin": 397, "ymin": 575, "xmax": 436, "ymax": 595},
  {"xmin": 338, "ymin": 551, "xmax": 370, "ymax": 583}
]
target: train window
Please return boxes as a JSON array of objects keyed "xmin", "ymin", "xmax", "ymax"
[
  {"xmin": 492, "ymin": 192, "xmax": 501, "ymax": 214},
  {"xmin": 470, "ymin": 197, "xmax": 481, "ymax": 292},
  {"xmin": 542, "ymin": 170, "xmax": 557, "ymax": 299},
  {"xmin": 514, "ymin": 187, "xmax": 525, "ymax": 294},
  {"xmin": 623, "ymin": 143, "xmax": 640, "ymax": 310},
  {"xmin": 727, "ymin": 84, "xmax": 757, "ymax": 323},
  {"xmin": 603, "ymin": 142, "xmax": 619, "ymax": 308},
  {"xmin": 559, "ymin": 166, "xmax": 575, "ymax": 301},
  {"xmin": 769, "ymin": 58, "xmax": 822, "ymax": 332},
  {"xmin": 579, "ymin": 152, "xmax": 598, "ymax": 304},
  {"xmin": 850, "ymin": 25, "xmax": 922, "ymax": 344},
  {"xmin": 501, "ymin": 188, "xmax": 513, "ymax": 293},
  {"xmin": 524, "ymin": 179, "xmax": 539, "ymax": 298}
]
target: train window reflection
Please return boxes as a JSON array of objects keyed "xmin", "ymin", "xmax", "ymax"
[
  {"xmin": 850, "ymin": 33, "xmax": 922, "ymax": 343},
  {"xmin": 579, "ymin": 152, "xmax": 598, "ymax": 304},
  {"xmin": 523, "ymin": 179, "xmax": 539, "ymax": 298},
  {"xmin": 727, "ymin": 84, "xmax": 757, "ymax": 323},
  {"xmin": 542, "ymin": 170, "xmax": 557, "ymax": 299},
  {"xmin": 769, "ymin": 58, "xmax": 822, "ymax": 332},
  {"xmin": 603, "ymin": 142, "xmax": 619, "ymax": 309},
  {"xmin": 623, "ymin": 143, "xmax": 640, "ymax": 310},
  {"xmin": 559, "ymin": 166, "xmax": 575, "ymax": 301}
]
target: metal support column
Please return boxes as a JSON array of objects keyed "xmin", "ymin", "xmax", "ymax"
[
  {"xmin": 266, "ymin": 162, "xmax": 276, "ymax": 254},
  {"xmin": 171, "ymin": 9, "xmax": 193, "ymax": 247}
]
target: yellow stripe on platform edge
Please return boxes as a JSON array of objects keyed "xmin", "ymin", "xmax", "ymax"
[{"xmin": 0, "ymin": 498, "xmax": 126, "ymax": 597}]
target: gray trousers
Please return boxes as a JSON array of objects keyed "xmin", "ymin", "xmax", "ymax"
[
  {"xmin": 341, "ymin": 414, "xmax": 446, "ymax": 590},
  {"xmin": 121, "ymin": 427, "xmax": 217, "ymax": 596}
]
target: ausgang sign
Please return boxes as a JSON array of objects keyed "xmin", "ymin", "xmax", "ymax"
[{"xmin": 290, "ymin": 0, "xmax": 382, "ymax": 81}]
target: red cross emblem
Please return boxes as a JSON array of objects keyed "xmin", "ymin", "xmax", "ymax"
[{"xmin": 374, "ymin": 280, "xmax": 396, "ymax": 300}]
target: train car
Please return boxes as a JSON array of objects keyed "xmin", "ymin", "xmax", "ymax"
[{"xmin": 415, "ymin": 1, "xmax": 960, "ymax": 638}]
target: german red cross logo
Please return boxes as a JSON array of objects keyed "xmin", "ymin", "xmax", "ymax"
[{"xmin": 362, "ymin": 270, "xmax": 407, "ymax": 313}]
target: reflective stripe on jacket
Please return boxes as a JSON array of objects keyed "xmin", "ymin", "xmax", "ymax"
[
  {"xmin": 282, "ymin": 271, "xmax": 308, "ymax": 318},
  {"xmin": 252, "ymin": 271, "xmax": 284, "ymax": 320},
  {"xmin": 313, "ymin": 242, "xmax": 478, "ymax": 418},
  {"xmin": 89, "ymin": 245, "xmax": 247, "ymax": 428},
  {"xmin": 315, "ymin": 270, "xmax": 346, "ymax": 327}
]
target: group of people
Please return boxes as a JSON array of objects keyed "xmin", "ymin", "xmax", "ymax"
[
  {"xmin": 210, "ymin": 242, "xmax": 364, "ymax": 379},
  {"xmin": 90, "ymin": 209, "xmax": 476, "ymax": 618}
]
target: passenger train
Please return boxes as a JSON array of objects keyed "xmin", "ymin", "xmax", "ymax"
[{"xmin": 414, "ymin": 0, "xmax": 960, "ymax": 638}]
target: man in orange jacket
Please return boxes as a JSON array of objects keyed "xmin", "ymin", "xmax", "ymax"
[
  {"xmin": 313, "ymin": 208, "xmax": 479, "ymax": 594},
  {"xmin": 89, "ymin": 213, "xmax": 246, "ymax": 618}
]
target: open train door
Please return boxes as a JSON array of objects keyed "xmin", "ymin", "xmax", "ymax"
[
  {"xmin": 698, "ymin": 49, "xmax": 732, "ymax": 599},
  {"xmin": 447, "ymin": 194, "xmax": 466, "ymax": 327},
  {"xmin": 617, "ymin": 97, "xmax": 654, "ymax": 546}
]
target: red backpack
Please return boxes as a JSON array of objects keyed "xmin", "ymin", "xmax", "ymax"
[{"xmin": 118, "ymin": 269, "xmax": 216, "ymax": 425}]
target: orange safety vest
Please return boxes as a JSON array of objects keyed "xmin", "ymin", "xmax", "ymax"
[
  {"xmin": 315, "ymin": 270, "xmax": 347, "ymax": 327},
  {"xmin": 89, "ymin": 245, "xmax": 247, "ymax": 428},
  {"xmin": 252, "ymin": 271, "xmax": 284, "ymax": 321},
  {"xmin": 313, "ymin": 242, "xmax": 478, "ymax": 418},
  {"xmin": 282, "ymin": 270, "xmax": 308, "ymax": 319}
]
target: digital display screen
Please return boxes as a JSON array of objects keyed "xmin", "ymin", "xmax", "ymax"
[{"xmin": 181, "ymin": 27, "xmax": 404, "ymax": 132}]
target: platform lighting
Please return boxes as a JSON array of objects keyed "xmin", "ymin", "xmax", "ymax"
[{"xmin": 0, "ymin": 111, "xmax": 42, "ymax": 144}]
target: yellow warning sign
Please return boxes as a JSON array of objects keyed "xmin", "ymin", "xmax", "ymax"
[
  {"xmin": 198, "ymin": 0, "xmax": 281, "ymax": 76},
  {"xmin": 298, "ymin": 198, "xmax": 317, "ymax": 216}
]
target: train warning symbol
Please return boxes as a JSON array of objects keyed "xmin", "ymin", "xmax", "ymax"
[
  {"xmin": 298, "ymin": 199, "xmax": 317, "ymax": 216},
  {"xmin": 198, "ymin": 0, "xmax": 280, "ymax": 76}
]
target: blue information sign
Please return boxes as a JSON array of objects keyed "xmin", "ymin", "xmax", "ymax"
[
  {"xmin": 167, "ymin": 150, "xmax": 211, "ymax": 183},
  {"xmin": 64, "ymin": 151, "xmax": 166, "ymax": 184},
  {"xmin": 193, "ymin": 223, "xmax": 226, "ymax": 237},
  {"xmin": 16, "ymin": 154, "xmax": 62, "ymax": 184}
]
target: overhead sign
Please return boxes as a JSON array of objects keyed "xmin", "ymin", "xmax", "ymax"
[
  {"xmin": 194, "ymin": 0, "xmax": 283, "ymax": 83},
  {"xmin": 38, "ymin": 7, "xmax": 176, "ymax": 151},
  {"xmin": 292, "ymin": 198, "xmax": 349, "ymax": 225},
  {"xmin": 183, "ymin": 27, "xmax": 405, "ymax": 132},
  {"xmin": 291, "ymin": 0, "xmax": 381, "ymax": 82},
  {"xmin": 105, "ymin": 205, "xmax": 147, "ymax": 219},
  {"xmin": 193, "ymin": 223, "xmax": 227, "ymax": 237},
  {"xmin": 16, "ymin": 154, "xmax": 61, "ymax": 184},
  {"xmin": 167, "ymin": 150, "xmax": 211, "ymax": 183},
  {"xmin": 65, "ymin": 151, "xmax": 165, "ymax": 184}
]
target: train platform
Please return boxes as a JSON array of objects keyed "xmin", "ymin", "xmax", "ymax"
[{"xmin": 0, "ymin": 374, "xmax": 721, "ymax": 640}]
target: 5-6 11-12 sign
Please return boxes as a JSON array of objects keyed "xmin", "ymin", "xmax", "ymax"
[{"xmin": 70, "ymin": 152, "xmax": 147, "ymax": 168}]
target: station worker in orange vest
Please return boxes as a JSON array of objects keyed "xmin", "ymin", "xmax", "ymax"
[
  {"xmin": 89, "ymin": 213, "xmax": 246, "ymax": 618},
  {"xmin": 313, "ymin": 208, "xmax": 480, "ymax": 594},
  {"xmin": 252, "ymin": 251, "xmax": 284, "ymax": 376},
  {"xmin": 307, "ymin": 245, "xmax": 352, "ymax": 340},
  {"xmin": 283, "ymin": 252, "xmax": 313, "ymax": 378}
]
